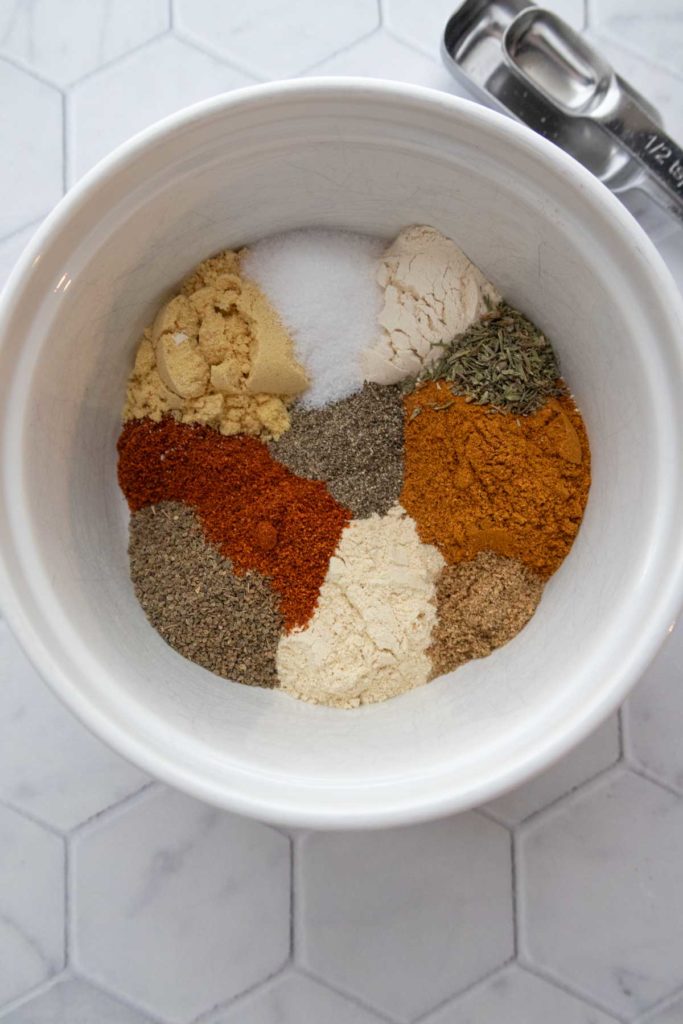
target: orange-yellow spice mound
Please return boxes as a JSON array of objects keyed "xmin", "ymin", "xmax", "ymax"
[{"xmin": 400, "ymin": 382, "xmax": 591, "ymax": 579}]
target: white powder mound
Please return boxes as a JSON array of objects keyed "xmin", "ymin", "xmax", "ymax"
[
  {"xmin": 243, "ymin": 229, "xmax": 384, "ymax": 408},
  {"xmin": 362, "ymin": 225, "xmax": 501, "ymax": 385},
  {"xmin": 277, "ymin": 506, "xmax": 445, "ymax": 709}
]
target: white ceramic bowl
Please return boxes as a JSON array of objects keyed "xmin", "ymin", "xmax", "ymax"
[{"xmin": 1, "ymin": 79, "xmax": 682, "ymax": 829}]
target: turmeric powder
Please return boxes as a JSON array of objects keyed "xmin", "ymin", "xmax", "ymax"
[{"xmin": 401, "ymin": 382, "xmax": 590, "ymax": 579}]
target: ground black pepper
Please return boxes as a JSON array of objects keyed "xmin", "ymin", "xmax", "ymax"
[
  {"xmin": 129, "ymin": 502, "xmax": 282, "ymax": 687},
  {"xmin": 268, "ymin": 382, "xmax": 404, "ymax": 518}
]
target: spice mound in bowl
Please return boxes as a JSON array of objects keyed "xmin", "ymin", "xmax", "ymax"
[{"xmin": 117, "ymin": 226, "xmax": 591, "ymax": 709}]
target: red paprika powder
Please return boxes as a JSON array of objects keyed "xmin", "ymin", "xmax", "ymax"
[{"xmin": 117, "ymin": 417, "xmax": 351, "ymax": 630}]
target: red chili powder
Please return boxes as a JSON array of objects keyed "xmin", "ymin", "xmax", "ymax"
[{"xmin": 117, "ymin": 418, "xmax": 351, "ymax": 631}]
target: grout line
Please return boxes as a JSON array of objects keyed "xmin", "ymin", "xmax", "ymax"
[
  {"xmin": 72, "ymin": 967, "xmax": 168, "ymax": 1024},
  {"xmin": 634, "ymin": 980, "xmax": 683, "ymax": 1024},
  {"xmin": 296, "ymin": 964, "xmax": 398, "ymax": 1024},
  {"xmin": 0, "ymin": 214, "xmax": 45, "ymax": 248},
  {"xmin": 582, "ymin": 0, "xmax": 590, "ymax": 32},
  {"xmin": 625, "ymin": 763, "xmax": 683, "ymax": 800},
  {"xmin": 66, "ymin": 823, "xmax": 78, "ymax": 972},
  {"xmin": 69, "ymin": 780, "xmax": 158, "ymax": 839},
  {"xmin": 171, "ymin": 28, "xmax": 266, "ymax": 82},
  {"xmin": 66, "ymin": 28, "xmax": 173, "ymax": 92},
  {"xmin": 289, "ymin": 833, "xmax": 296, "ymax": 961},
  {"xmin": 382, "ymin": 21, "xmax": 434, "ymax": 63},
  {"xmin": 291, "ymin": 832, "xmax": 305, "ymax": 966},
  {"xmin": 63, "ymin": 838, "xmax": 70, "ymax": 966},
  {"xmin": 619, "ymin": 700, "xmax": 681, "ymax": 794},
  {"xmin": 301, "ymin": 23, "xmax": 381, "ymax": 77},
  {"xmin": 0, "ymin": 798, "xmax": 66, "ymax": 838},
  {"xmin": 617, "ymin": 705, "xmax": 625, "ymax": 759},
  {"xmin": 0, "ymin": 51, "xmax": 63, "ymax": 91},
  {"xmin": 169, "ymin": 0, "xmax": 174, "ymax": 30},
  {"xmin": 191, "ymin": 963, "xmax": 292, "ymax": 1024},
  {"xmin": 510, "ymin": 829, "xmax": 518, "ymax": 959},
  {"xmin": 61, "ymin": 91, "xmax": 68, "ymax": 195},
  {"xmin": 513, "ymin": 762, "xmax": 627, "ymax": 833},
  {"xmin": 0, "ymin": 972, "xmax": 70, "ymax": 1020},
  {"xmin": 412, "ymin": 961, "xmax": 516, "ymax": 1023},
  {"xmin": 475, "ymin": 805, "xmax": 505, "ymax": 826},
  {"xmin": 521, "ymin": 959, "xmax": 630, "ymax": 1023}
]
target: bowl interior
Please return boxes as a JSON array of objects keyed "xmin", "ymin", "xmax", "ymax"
[{"xmin": 1, "ymin": 82, "xmax": 682, "ymax": 827}]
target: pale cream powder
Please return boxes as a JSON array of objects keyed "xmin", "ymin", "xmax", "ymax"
[
  {"xmin": 362, "ymin": 225, "xmax": 501, "ymax": 385},
  {"xmin": 277, "ymin": 505, "xmax": 445, "ymax": 708}
]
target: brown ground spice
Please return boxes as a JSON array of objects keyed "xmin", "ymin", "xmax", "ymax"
[
  {"xmin": 401, "ymin": 383, "xmax": 590, "ymax": 578},
  {"xmin": 130, "ymin": 503, "xmax": 282, "ymax": 687},
  {"xmin": 429, "ymin": 551, "xmax": 544, "ymax": 676},
  {"xmin": 117, "ymin": 417, "xmax": 351, "ymax": 630}
]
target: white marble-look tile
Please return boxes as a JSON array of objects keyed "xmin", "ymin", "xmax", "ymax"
[
  {"xmin": 306, "ymin": 29, "xmax": 456, "ymax": 92},
  {"xmin": 72, "ymin": 787, "xmax": 290, "ymax": 1024},
  {"xmin": 589, "ymin": 0, "xmax": 683, "ymax": 80},
  {"xmin": 484, "ymin": 715, "xmax": 620, "ymax": 826},
  {"xmin": 0, "ymin": 221, "xmax": 38, "ymax": 292},
  {"xmin": 208, "ymin": 972, "xmax": 386, "ymax": 1024},
  {"xmin": 624, "ymin": 620, "xmax": 683, "ymax": 793},
  {"xmin": 68, "ymin": 36, "xmax": 255, "ymax": 183},
  {"xmin": 0, "ymin": 0, "xmax": 169, "ymax": 87},
  {"xmin": 385, "ymin": 0, "xmax": 585, "ymax": 60},
  {"xmin": 422, "ymin": 964, "xmax": 620, "ymax": 1024},
  {"xmin": 0, "ymin": 977, "xmax": 155, "ymax": 1024},
  {"xmin": 0, "ymin": 805, "xmax": 64, "ymax": 1006},
  {"xmin": 655, "ymin": 225, "xmax": 683, "ymax": 293},
  {"xmin": 0, "ymin": 60, "xmax": 61, "ymax": 236},
  {"xmin": 175, "ymin": 0, "xmax": 379, "ymax": 80},
  {"xmin": 519, "ymin": 769, "xmax": 683, "ymax": 1018},
  {"xmin": 0, "ymin": 621, "xmax": 148, "ymax": 832},
  {"xmin": 298, "ymin": 815, "xmax": 513, "ymax": 1022}
]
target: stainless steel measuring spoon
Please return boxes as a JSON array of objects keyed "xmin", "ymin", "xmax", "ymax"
[{"xmin": 503, "ymin": 8, "xmax": 683, "ymax": 223}]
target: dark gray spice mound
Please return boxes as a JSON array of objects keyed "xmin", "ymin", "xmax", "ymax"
[
  {"xmin": 129, "ymin": 502, "xmax": 282, "ymax": 688},
  {"xmin": 269, "ymin": 382, "xmax": 404, "ymax": 518},
  {"xmin": 416, "ymin": 303, "xmax": 565, "ymax": 415}
]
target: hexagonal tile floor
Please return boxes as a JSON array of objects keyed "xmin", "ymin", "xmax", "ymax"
[{"xmin": 0, "ymin": 2, "xmax": 682, "ymax": 1022}]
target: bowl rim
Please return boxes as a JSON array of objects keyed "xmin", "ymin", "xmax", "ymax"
[{"xmin": 1, "ymin": 76, "xmax": 683, "ymax": 829}]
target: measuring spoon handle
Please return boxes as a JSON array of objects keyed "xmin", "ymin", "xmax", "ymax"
[{"xmin": 600, "ymin": 90, "xmax": 683, "ymax": 223}]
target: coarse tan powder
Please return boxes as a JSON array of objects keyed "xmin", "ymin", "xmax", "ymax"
[
  {"xmin": 276, "ymin": 505, "xmax": 444, "ymax": 708},
  {"xmin": 428, "ymin": 551, "xmax": 544, "ymax": 677},
  {"xmin": 129, "ymin": 502, "xmax": 283, "ymax": 687},
  {"xmin": 124, "ymin": 250, "xmax": 308, "ymax": 439},
  {"xmin": 268, "ymin": 382, "xmax": 404, "ymax": 519}
]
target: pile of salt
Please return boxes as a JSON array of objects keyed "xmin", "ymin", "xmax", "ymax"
[{"xmin": 243, "ymin": 229, "xmax": 384, "ymax": 408}]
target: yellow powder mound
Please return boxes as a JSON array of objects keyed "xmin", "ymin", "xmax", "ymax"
[{"xmin": 123, "ymin": 250, "xmax": 309, "ymax": 439}]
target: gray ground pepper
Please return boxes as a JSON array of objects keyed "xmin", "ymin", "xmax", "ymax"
[
  {"xmin": 129, "ymin": 502, "xmax": 282, "ymax": 687},
  {"xmin": 268, "ymin": 382, "xmax": 404, "ymax": 518}
]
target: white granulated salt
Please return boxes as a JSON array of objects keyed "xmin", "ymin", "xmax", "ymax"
[
  {"xmin": 242, "ymin": 229, "xmax": 384, "ymax": 408},
  {"xmin": 276, "ymin": 505, "xmax": 445, "ymax": 708}
]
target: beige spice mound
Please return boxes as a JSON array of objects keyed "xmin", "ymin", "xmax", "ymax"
[
  {"xmin": 123, "ymin": 249, "xmax": 309, "ymax": 439},
  {"xmin": 429, "ymin": 551, "xmax": 544, "ymax": 677},
  {"xmin": 277, "ymin": 505, "xmax": 445, "ymax": 708}
]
